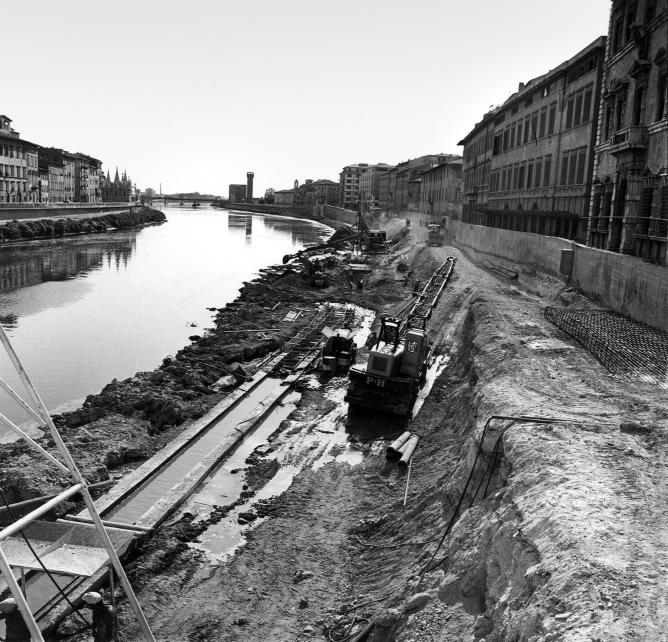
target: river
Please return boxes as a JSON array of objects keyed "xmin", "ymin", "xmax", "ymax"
[{"xmin": 0, "ymin": 206, "xmax": 332, "ymax": 441}]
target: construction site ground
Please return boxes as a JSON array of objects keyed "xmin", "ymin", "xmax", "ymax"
[{"xmin": 6, "ymin": 213, "xmax": 667, "ymax": 641}]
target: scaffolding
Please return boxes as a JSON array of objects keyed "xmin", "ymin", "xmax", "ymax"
[{"xmin": 0, "ymin": 323, "xmax": 155, "ymax": 641}]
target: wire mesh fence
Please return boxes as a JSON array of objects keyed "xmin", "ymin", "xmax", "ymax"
[{"xmin": 544, "ymin": 307, "xmax": 668, "ymax": 389}]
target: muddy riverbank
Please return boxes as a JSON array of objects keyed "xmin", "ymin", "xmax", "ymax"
[
  {"xmin": 3, "ymin": 212, "xmax": 667, "ymax": 641},
  {"xmin": 0, "ymin": 206, "xmax": 165, "ymax": 243},
  {"xmin": 111, "ymin": 218, "xmax": 666, "ymax": 642},
  {"xmin": 0, "ymin": 219, "xmax": 411, "ymax": 513}
]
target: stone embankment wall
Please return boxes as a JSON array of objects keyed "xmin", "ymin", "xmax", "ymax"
[
  {"xmin": 214, "ymin": 202, "xmax": 358, "ymax": 229},
  {"xmin": 0, "ymin": 203, "xmax": 132, "ymax": 222},
  {"xmin": 449, "ymin": 219, "xmax": 668, "ymax": 332},
  {"xmin": 0, "ymin": 207, "xmax": 166, "ymax": 243}
]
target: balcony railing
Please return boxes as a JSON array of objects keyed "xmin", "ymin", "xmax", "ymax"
[{"xmin": 609, "ymin": 126, "xmax": 649, "ymax": 155}]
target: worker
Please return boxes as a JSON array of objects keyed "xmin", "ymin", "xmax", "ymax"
[
  {"xmin": 0, "ymin": 598, "xmax": 30, "ymax": 642},
  {"xmin": 82, "ymin": 591, "xmax": 118, "ymax": 642}
]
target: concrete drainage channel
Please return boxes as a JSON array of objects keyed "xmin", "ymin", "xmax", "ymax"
[{"xmin": 10, "ymin": 303, "xmax": 376, "ymax": 637}]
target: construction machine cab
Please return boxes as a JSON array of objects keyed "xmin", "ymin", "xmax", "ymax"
[{"xmin": 367, "ymin": 317, "xmax": 403, "ymax": 377}]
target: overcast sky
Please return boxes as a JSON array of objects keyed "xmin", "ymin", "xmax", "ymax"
[{"xmin": 4, "ymin": 0, "xmax": 610, "ymax": 196}]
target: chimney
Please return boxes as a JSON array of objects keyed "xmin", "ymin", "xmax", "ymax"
[{"xmin": 518, "ymin": 82, "xmax": 525, "ymax": 91}]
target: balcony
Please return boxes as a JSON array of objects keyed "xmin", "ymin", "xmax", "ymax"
[{"xmin": 609, "ymin": 126, "xmax": 649, "ymax": 155}]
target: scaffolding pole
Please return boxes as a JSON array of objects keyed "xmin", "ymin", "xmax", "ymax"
[{"xmin": 0, "ymin": 323, "xmax": 156, "ymax": 642}]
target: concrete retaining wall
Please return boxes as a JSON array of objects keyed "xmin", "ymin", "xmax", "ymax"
[
  {"xmin": 215, "ymin": 202, "xmax": 358, "ymax": 230},
  {"xmin": 0, "ymin": 204, "xmax": 131, "ymax": 222},
  {"xmin": 450, "ymin": 219, "xmax": 572, "ymax": 275},
  {"xmin": 570, "ymin": 245, "xmax": 668, "ymax": 332},
  {"xmin": 449, "ymin": 219, "xmax": 668, "ymax": 332}
]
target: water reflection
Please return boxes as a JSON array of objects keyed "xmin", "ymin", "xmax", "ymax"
[
  {"xmin": 0, "ymin": 235, "xmax": 136, "ymax": 295},
  {"xmin": 0, "ymin": 208, "xmax": 331, "ymax": 439}
]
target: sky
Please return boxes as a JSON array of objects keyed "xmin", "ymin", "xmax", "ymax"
[{"xmin": 4, "ymin": 0, "xmax": 611, "ymax": 197}]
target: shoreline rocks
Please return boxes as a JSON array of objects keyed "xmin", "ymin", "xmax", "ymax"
[{"xmin": 0, "ymin": 206, "xmax": 166, "ymax": 243}]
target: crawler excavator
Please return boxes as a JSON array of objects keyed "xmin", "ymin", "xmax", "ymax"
[{"xmin": 344, "ymin": 256, "xmax": 456, "ymax": 416}]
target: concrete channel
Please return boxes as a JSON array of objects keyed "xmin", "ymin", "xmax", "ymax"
[{"xmin": 1, "ymin": 305, "xmax": 357, "ymax": 637}]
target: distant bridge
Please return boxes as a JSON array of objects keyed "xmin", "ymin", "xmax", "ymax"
[{"xmin": 149, "ymin": 195, "xmax": 219, "ymax": 203}]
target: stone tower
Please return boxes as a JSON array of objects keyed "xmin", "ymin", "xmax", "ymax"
[{"xmin": 246, "ymin": 172, "xmax": 254, "ymax": 203}]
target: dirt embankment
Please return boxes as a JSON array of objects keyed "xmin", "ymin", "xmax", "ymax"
[
  {"xmin": 0, "ymin": 222, "xmax": 410, "ymax": 519},
  {"xmin": 0, "ymin": 206, "xmax": 166, "ymax": 243},
  {"xmin": 108, "ymin": 229, "xmax": 666, "ymax": 642}
]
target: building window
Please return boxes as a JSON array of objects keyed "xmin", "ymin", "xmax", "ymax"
[
  {"xmin": 510, "ymin": 124, "xmax": 516, "ymax": 148},
  {"xmin": 573, "ymin": 92, "xmax": 584, "ymax": 127},
  {"xmin": 656, "ymin": 71, "xmax": 667, "ymax": 121},
  {"xmin": 583, "ymin": 87, "xmax": 593, "ymax": 123},
  {"xmin": 544, "ymin": 156, "xmax": 552, "ymax": 187},
  {"xmin": 539, "ymin": 107, "xmax": 547, "ymax": 138},
  {"xmin": 518, "ymin": 164, "xmax": 525, "ymax": 189},
  {"xmin": 516, "ymin": 121, "xmax": 523, "ymax": 144},
  {"xmin": 625, "ymin": 2, "xmax": 637, "ymax": 43},
  {"xmin": 566, "ymin": 96, "xmax": 575, "ymax": 128},
  {"xmin": 547, "ymin": 103, "xmax": 557, "ymax": 135},
  {"xmin": 644, "ymin": 0, "xmax": 656, "ymax": 23},
  {"xmin": 612, "ymin": 12, "xmax": 624, "ymax": 53},
  {"xmin": 615, "ymin": 92, "xmax": 627, "ymax": 130},
  {"xmin": 527, "ymin": 162, "xmax": 534, "ymax": 188},
  {"xmin": 503, "ymin": 129, "xmax": 509, "ymax": 151},
  {"xmin": 535, "ymin": 159, "xmax": 543, "ymax": 187},
  {"xmin": 524, "ymin": 117, "xmax": 530, "ymax": 143},
  {"xmin": 604, "ymin": 101, "xmax": 614, "ymax": 138},
  {"xmin": 576, "ymin": 148, "xmax": 587, "ymax": 184},
  {"xmin": 591, "ymin": 185, "xmax": 602, "ymax": 229},
  {"xmin": 633, "ymin": 85, "xmax": 646, "ymax": 125},
  {"xmin": 561, "ymin": 154, "xmax": 570, "ymax": 185}
]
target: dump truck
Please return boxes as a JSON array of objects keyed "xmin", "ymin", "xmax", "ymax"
[{"xmin": 344, "ymin": 257, "xmax": 456, "ymax": 416}]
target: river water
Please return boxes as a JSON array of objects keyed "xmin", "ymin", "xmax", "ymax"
[{"xmin": 0, "ymin": 206, "xmax": 331, "ymax": 441}]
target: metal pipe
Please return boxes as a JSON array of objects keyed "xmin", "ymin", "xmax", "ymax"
[
  {"xmin": 0, "ymin": 411, "xmax": 69, "ymax": 473},
  {"xmin": 0, "ymin": 480, "xmax": 113, "ymax": 516},
  {"xmin": 0, "ymin": 544, "xmax": 45, "ymax": 642},
  {"xmin": 59, "ymin": 515, "xmax": 151, "ymax": 533},
  {"xmin": 386, "ymin": 431, "xmax": 411, "ymax": 460},
  {"xmin": 0, "ymin": 484, "xmax": 84, "ymax": 542},
  {"xmin": 0, "ymin": 375, "xmax": 44, "ymax": 424},
  {"xmin": 398, "ymin": 435, "xmax": 419, "ymax": 469}
]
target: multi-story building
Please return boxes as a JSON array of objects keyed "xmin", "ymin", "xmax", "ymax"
[
  {"xmin": 0, "ymin": 115, "xmax": 38, "ymax": 204},
  {"xmin": 587, "ymin": 0, "xmax": 668, "ymax": 264},
  {"xmin": 313, "ymin": 179, "xmax": 339, "ymax": 205},
  {"xmin": 73, "ymin": 153, "xmax": 101, "ymax": 202},
  {"xmin": 389, "ymin": 155, "xmax": 460, "ymax": 213},
  {"xmin": 274, "ymin": 189, "xmax": 296, "ymax": 206},
  {"xmin": 38, "ymin": 148, "xmax": 77, "ymax": 202},
  {"xmin": 358, "ymin": 163, "xmax": 393, "ymax": 208},
  {"xmin": 418, "ymin": 158, "xmax": 463, "ymax": 218},
  {"xmin": 376, "ymin": 166, "xmax": 396, "ymax": 211},
  {"xmin": 339, "ymin": 163, "xmax": 370, "ymax": 209},
  {"xmin": 26, "ymin": 147, "xmax": 40, "ymax": 202},
  {"xmin": 459, "ymin": 37, "xmax": 607, "ymax": 240},
  {"xmin": 229, "ymin": 183, "xmax": 247, "ymax": 203},
  {"xmin": 291, "ymin": 179, "xmax": 340, "ymax": 206}
]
